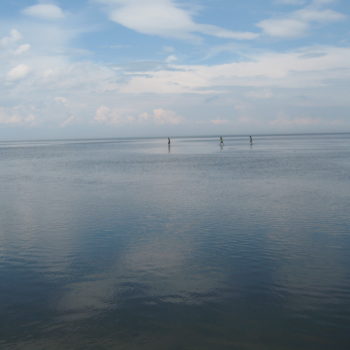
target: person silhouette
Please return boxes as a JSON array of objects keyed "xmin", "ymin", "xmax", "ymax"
[
  {"xmin": 249, "ymin": 136, "xmax": 253, "ymax": 145},
  {"xmin": 220, "ymin": 136, "xmax": 224, "ymax": 145},
  {"xmin": 168, "ymin": 137, "xmax": 171, "ymax": 145}
]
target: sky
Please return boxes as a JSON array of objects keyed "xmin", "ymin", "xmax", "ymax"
[{"xmin": 1, "ymin": 0, "xmax": 350, "ymax": 139}]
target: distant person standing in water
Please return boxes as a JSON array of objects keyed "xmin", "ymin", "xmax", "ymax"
[
  {"xmin": 168, "ymin": 137, "xmax": 171, "ymax": 145},
  {"xmin": 220, "ymin": 136, "xmax": 224, "ymax": 145},
  {"xmin": 249, "ymin": 136, "xmax": 253, "ymax": 145}
]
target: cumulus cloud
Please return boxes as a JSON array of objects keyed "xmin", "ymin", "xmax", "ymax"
[
  {"xmin": 165, "ymin": 54, "xmax": 178, "ymax": 63},
  {"xmin": 95, "ymin": 0, "xmax": 258, "ymax": 40},
  {"xmin": 139, "ymin": 108, "xmax": 184, "ymax": 124},
  {"xmin": 258, "ymin": 18, "xmax": 308, "ymax": 38},
  {"xmin": 257, "ymin": 2, "xmax": 346, "ymax": 38},
  {"xmin": 22, "ymin": 4, "xmax": 65, "ymax": 20},
  {"xmin": 0, "ymin": 29, "xmax": 22, "ymax": 47},
  {"xmin": 94, "ymin": 106, "xmax": 183, "ymax": 125},
  {"xmin": 297, "ymin": 8, "xmax": 344, "ymax": 22},
  {"xmin": 94, "ymin": 105, "xmax": 134, "ymax": 124},
  {"xmin": 13, "ymin": 44, "xmax": 31, "ymax": 55},
  {"xmin": 0, "ymin": 107, "xmax": 36, "ymax": 125},
  {"xmin": 95, "ymin": 105, "xmax": 113, "ymax": 122},
  {"xmin": 6, "ymin": 64, "xmax": 31, "ymax": 81}
]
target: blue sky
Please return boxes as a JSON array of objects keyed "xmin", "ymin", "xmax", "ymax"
[{"xmin": 1, "ymin": 0, "xmax": 350, "ymax": 139}]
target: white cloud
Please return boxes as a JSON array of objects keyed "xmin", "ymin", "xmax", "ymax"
[
  {"xmin": 6, "ymin": 64, "xmax": 31, "ymax": 81},
  {"xmin": 119, "ymin": 46, "xmax": 350, "ymax": 94},
  {"xmin": 0, "ymin": 29, "xmax": 22, "ymax": 47},
  {"xmin": 0, "ymin": 107, "xmax": 36, "ymax": 125},
  {"xmin": 258, "ymin": 2, "xmax": 346, "ymax": 38},
  {"xmin": 258, "ymin": 18, "xmax": 308, "ymax": 38},
  {"xmin": 165, "ymin": 54, "xmax": 178, "ymax": 63},
  {"xmin": 13, "ymin": 44, "xmax": 31, "ymax": 55},
  {"xmin": 95, "ymin": 0, "xmax": 258, "ymax": 40},
  {"xmin": 94, "ymin": 106, "xmax": 184, "ymax": 125},
  {"xmin": 198, "ymin": 24, "xmax": 259, "ymax": 40},
  {"xmin": 121, "ymin": 64, "xmax": 215, "ymax": 94},
  {"xmin": 139, "ymin": 108, "xmax": 184, "ymax": 124},
  {"xmin": 22, "ymin": 4, "xmax": 65, "ymax": 20},
  {"xmin": 297, "ymin": 8, "xmax": 345, "ymax": 22},
  {"xmin": 94, "ymin": 105, "xmax": 112, "ymax": 122},
  {"xmin": 105, "ymin": 0, "xmax": 195, "ymax": 39},
  {"xmin": 94, "ymin": 105, "xmax": 133, "ymax": 124}
]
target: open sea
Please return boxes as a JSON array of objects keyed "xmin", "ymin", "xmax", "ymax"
[{"xmin": 1, "ymin": 133, "xmax": 350, "ymax": 349}]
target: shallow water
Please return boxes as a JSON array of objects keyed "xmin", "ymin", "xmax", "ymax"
[{"xmin": 1, "ymin": 134, "xmax": 350, "ymax": 349}]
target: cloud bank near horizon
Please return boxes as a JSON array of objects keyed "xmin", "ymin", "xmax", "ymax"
[{"xmin": 1, "ymin": 0, "xmax": 350, "ymax": 138}]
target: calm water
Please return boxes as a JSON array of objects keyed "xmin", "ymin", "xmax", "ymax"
[{"xmin": 1, "ymin": 134, "xmax": 350, "ymax": 349}]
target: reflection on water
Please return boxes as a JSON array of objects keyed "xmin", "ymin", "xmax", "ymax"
[{"xmin": 1, "ymin": 134, "xmax": 350, "ymax": 349}]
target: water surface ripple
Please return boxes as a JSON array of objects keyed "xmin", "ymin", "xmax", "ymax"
[{"xmin": 1, "ymin": 134, "xmax": 350, "ymax": 349}]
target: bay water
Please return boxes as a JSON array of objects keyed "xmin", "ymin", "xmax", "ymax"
[{"xmin": 1, "ymin": 134, "xmax": 350, "ymax": 349}]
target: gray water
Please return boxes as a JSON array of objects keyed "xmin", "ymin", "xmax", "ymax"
[{"xmin": 0, "ymin": 134, "xmax": 350, "ymax": 349}]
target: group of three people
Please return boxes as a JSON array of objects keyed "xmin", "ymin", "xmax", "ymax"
[{"xmin": 168, "ymin": 136, "xmax": 253, "ymax": 145}]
